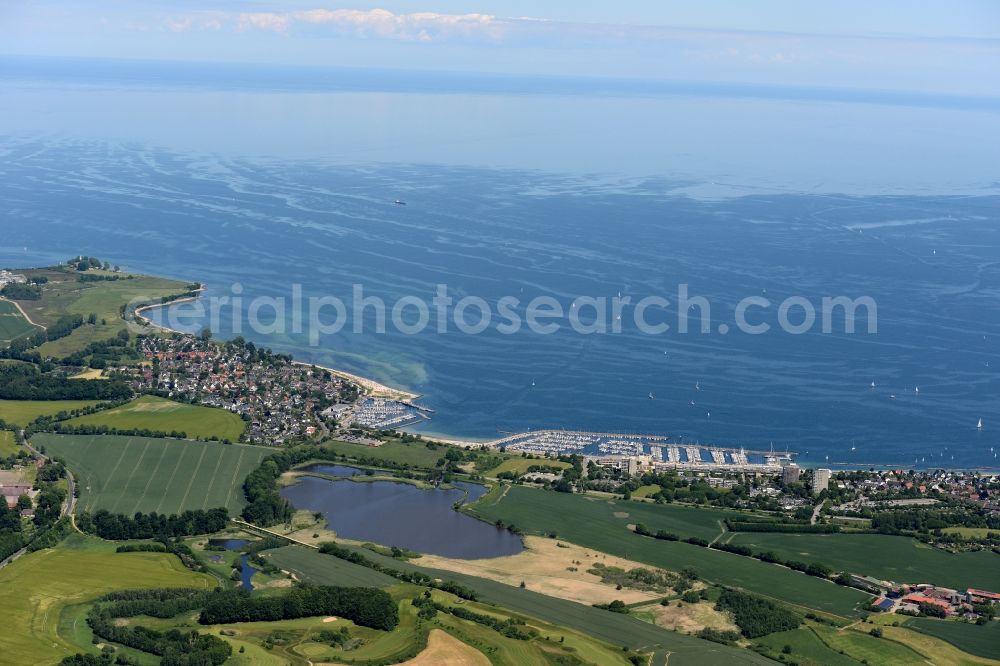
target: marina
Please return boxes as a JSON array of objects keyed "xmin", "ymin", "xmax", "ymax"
[{"xmin": 485, "ymin": 429, "xmax": 794, "ymax": 473}]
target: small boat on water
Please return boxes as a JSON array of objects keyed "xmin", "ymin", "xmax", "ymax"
[
  {"xmin": 648, "ymin": 392, "xmax": 655, "ymax": 400},
  {"xmin": 977, "ymin": 417, "xmax": 984, "ymax": 430},
  {"xmin": 394, "ymin": 199, "xmax": 407, "ymax": 206}
]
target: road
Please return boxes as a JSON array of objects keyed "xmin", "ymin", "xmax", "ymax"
[{"xmin": 0, "ymin": 434, "xmax": 78, "ymax": 570}]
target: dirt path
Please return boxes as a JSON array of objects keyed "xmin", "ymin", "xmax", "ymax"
[{"xmin": 0, "ymin": 296, "xmax": 46, "ymax": 330}]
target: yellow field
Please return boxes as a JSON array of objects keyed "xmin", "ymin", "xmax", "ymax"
[
  {"xmin": 68, "ymin": 368, "xmax": 105, "ymax": 380},
  {"xmin": 403, "ymin": 629, "xmax": 490, "ymax": 666},
  {"xmin": 0, "ymin": 534, "xmax": 215, "ymax": 666}
]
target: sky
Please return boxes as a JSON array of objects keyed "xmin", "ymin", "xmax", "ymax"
[{"xmin": 2, "ymin": 1, "xmax": 999, "ymax": 97}]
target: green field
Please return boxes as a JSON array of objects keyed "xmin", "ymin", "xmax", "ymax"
[
  {"xmin": 265, "ymin": 545, "xmax": 399, "ymax": 588},
  {"xmin": 0, "ymin": 533, "xmax": 214, "ymax": 666},
  {"xmin": 468, "ymin": 485, "xmax": 871, "ymax": 618},
  {"xmin": 264, "ymin": 545, "xmax": 775, "ymax": 666},
  {"xmin": 727, "ymin": 531, "xmax": 1000, "ymax": 591},
  {"xmin": 908, "ymin": 618, "xmax": 1000, "ymax": 660},
  {"xmin": 33, "ymin": 432, "xmax": 270, "ymax": 515},
  {"xmin": 755, "ymin": 626, "xmax": 863, "ymax": 665},
  {"xmin": 0, "ymin": 399, "xmax": 104, "ymax": 427},
  {"xmin": 485, "ymin": 456, "xmax": 572, "ymax": 476},
  {"xmin": 323, "ymin": 438, "xmax": 452, "ymax": 468},
  {"xmin": 62, "ymin": 394, "xmax": 246, "ymax": 441},
  {"xmin": 810, "ymin": 623, "xmax": 926, "ymax": 665},
  {"xmin": 6, "ymin": 269, "xmax": 191, "ymax": 357},
  {"xmin": 0, "ymin": 430, "xmax": 19, "ymax": 456},
  {"xmin": 0, "ymin": 299, "xmax": 40, "ymax": 346}
]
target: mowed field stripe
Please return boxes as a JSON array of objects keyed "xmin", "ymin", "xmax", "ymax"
[
  {"xmin": 110, "ymin": 438, "xmax": 152, "ymax": 514},
  {"xmin": 201, "ymin": 445, "xmax": 227, "ymax": 510},
  {"xmin": 155, "ymin": 444, "xmax": 189, "ymax": 515},
  {"xmin": 99, "ymin": 437, "xmax": 134, "ymax": 498},
  {"xmin": 131, "ymin": 441, "xmax": 170, "ymax": 515},
  {"xmin": 176, "ymin": 444, "xmax": 209, "ymax": 513},
  {"xmin": 74, "ymin": 436, "xmax": 100, "ymax": 513},
  {"xmin": 222, "ymin": 447, "xmax": 247, "ymax": 511}
]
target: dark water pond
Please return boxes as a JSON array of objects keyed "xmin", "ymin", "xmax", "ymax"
[
  {"xmin": 280, "ymin": 477, "xmax": 521, "ymax": 559},
  {"xmin": 207, "ymin": 538, "xmax": 256, "ymax": 590}
]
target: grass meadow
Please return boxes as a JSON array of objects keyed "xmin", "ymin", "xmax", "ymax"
[
  {"xmin": 33, "ymin": 432, "xmax": 269, "ymax": 515},
  {"xmin": 323, "ymin": 438, "xmax": 450, "ymax": 468},
  {"xmin": 0, "ymin": 533, "xmax": 214, "ymax": 666},
  {"xmin": 11, "ymin": 270, "xmax": 190, "ymax": 357},
  {"xmin": 0, "ymin": 399, "xmax": 103, "ymax": 426},
  {"xmin": 468, "ymin": 485, "xmax": 871, "ymax": 618},
  {"xmin": 284, "ymin": 544, "xmax": 776, "ymax": 665},
  {"xmin": 0, "ymin": 430, "xmax": 19, "ymax": 456},
  {"xmin": 61, "ymin": 394, "xmax": 246, "ymax": 441},
  {"xmin": 0, "ymin": 299, "xmax": 40, "ymax": 345}
]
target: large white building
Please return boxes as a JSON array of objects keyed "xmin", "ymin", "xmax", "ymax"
[
  {"xmin": 812, "ymin": 468, "xmax": 832, "ymax": 495},
  {"xmin": 0, "ymin": 270, "xmax": 27, "ymax": 287}
]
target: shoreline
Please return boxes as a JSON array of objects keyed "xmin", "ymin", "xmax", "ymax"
[
  {"xmin": 133, "ymin": 287, "xmax": 422, "ymax": 403},
  {"xmin": 126, "ymin": 280, "xmax": 999, "ymax": 472}
]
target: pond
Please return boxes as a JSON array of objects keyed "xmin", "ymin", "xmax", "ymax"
[
  {"xmin": 207, "ymin": 538, "xmax": 256, "ymax": 590},
  {"xmin": 280, "ymin": 477, "xmax": 522, "ymax": 559}
]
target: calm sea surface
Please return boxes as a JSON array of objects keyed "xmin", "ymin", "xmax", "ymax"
[{"xmin": 1, "ymin": 59, "xmax": 999, "ymax": 468}]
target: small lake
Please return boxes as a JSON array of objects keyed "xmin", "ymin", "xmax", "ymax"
[
  {"xmin": 280, "ymin": 477, "xmax": 522, "ymax": 559},
  {"xmin": 208, "ymin": 538, "xmax": 256, "ymax": 590}
]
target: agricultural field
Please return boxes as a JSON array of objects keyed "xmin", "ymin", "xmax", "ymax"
[
  {"xmin": 0, "ymin": 533, "xmax": 214, "ymax": 666},
  {"xmin": 0, "ymin": 430, "xmax": 19, "ymax": 456},
  {"xmin": 61, "ymin": 394, "xmax": 246, "ymax": 441},
  {"xmin": 33, "ymin": 432, "xmax": 270, "ymax": 515},
  {"xmin": 907, "ymin": 618, "xmax": 1000, "ymax": 660},
  {"xmin": 282, "ymin": 544, "xmax": 776, "ymax": 665},
  {"xmin": 0, "ymin": 299, "xmax": 40, "ymax": 345},
  {"xmin": 727, "ymin": 531, "xmax": 1000, "ymax": 591},
  {"xmin": 265, "ymin": 545, "xmax": 399, "ymax": 588},
  {"xmin": 323, "ymin": 438, "xmax": 451, "ymax": 469},
  {"xmin": 0, "ymin": 399, "xmax": 103, "ymax": 426},
  {"xmin": 468, "ymin": 485, "xmax": 871, "ymax": 618}
]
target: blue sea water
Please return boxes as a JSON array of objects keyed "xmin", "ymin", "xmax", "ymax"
[{"xmin": 1, "ymin": 58, "xmax": 999, "ymax": 468}]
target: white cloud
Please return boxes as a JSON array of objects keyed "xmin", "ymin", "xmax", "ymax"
[{"xmin": 169, "ymin": 7, "xmax": 503, "ymax": 42}]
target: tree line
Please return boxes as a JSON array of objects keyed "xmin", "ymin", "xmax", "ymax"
[
  {"xmin": 0, "ymin": 363, "xmax": 130, "ymax": 401},
  {"xmin": 78, "ymin": 508, "xmax": 230, "ymax": 540},
  {"xmin": 198, "ymin": 585, "xmax": 399, "ymax": 631}
]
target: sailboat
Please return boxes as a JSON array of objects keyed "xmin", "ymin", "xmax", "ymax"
[
  {"xmin": 870, "ymin": 380, "xmax": 876, "ymax": 389},
  {"xmin": 695, "ymin": 382, "xmax": 701, "ymax": 391},
  {"xmin": 977, "ymin": 417, "xmax": 983, "ymax": 430},
  {"xmin": 915, "ymin": 387, "xmax": 919, "ymax": 394}
]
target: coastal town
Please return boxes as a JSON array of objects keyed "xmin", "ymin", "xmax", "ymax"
[{"xmin": 123, "ymin": 334, "xmax": 361, "ymax": 444}]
